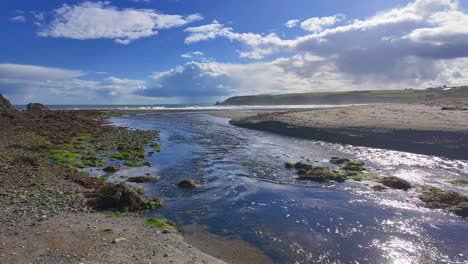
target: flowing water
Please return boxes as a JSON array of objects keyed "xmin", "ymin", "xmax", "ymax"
[{"xmin": 109, "ymin": 111, "xmax": 468, "ymax": 264}]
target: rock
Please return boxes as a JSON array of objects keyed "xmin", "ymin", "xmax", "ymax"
[
  {"xmin": 26, "ymin": 103, "xmax": 49, "ymax": 113},
  {"xmin": 143, "ymin": 198, "xmax": 164, "ymax": 209},
  {"xmin": 342, "ymin": 160, "xmax": 366, "ymax": 171},
  {"xmin": 127, "ymin": 176, "xmax": 160, "ymax": 183},
  {"xmin": 103, "ymin": 166, "xmax": 121, "ymax": 173},
  {"xmin": 381, "ymin": 176, "xmax": 411, "ymax": 190},
  {"xmin": 419, "ymin": 187, "xmax": 468, "ymax": 217},
  {"xmin": 371, "ymin": 185, "xmax": 387, "ymax": 192},
  {"xmin": 0, "ymin": 94, "xmax": 17, "ymax": 113},
  {"xmin": 297, "ymin": 166, "xmax": 343, "ymax": 182},
  {"xmin": 142, "ymin": 161, "xmax": 152, "ymax": 167},
  {"xmin": 284, "ymin": 162, "xmax": 295, "ymax": 169},
  {"xmin": 87, "ymin": 184, "xmax": 145, "ymax": 212},
  {"xmin": 449, "ymin": 202, "xmax": 468, "ymax": 218},
  {"xmin": 330, "ymin": 157, "xmax": 350, "ymax": 165},
  {"xmin": 293, "ymin": 162, "xmax": 314, "ymax": 171},
  {"xmin": 177, "ymin": 179, "xmax": 197, "ymax": 188}
]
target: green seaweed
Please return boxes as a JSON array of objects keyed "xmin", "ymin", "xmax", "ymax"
[
  {"xmin": 81, "ymin": 152, "xmax": 106, "ymax": 167},
  {"xmin": 150, "ymin": 143, "xmax": 161, "ymax": 152},
  {"xmin": 450, "ymin": 179, "xmax": 468, "ymax": 186},
  {"xmin": 123, "ymin": 160, "xmax": 144, "ymax": 167},
  {"xmin": 49, "ymin": 149, "xmax": 83, "ymax": 167},
  {"xmin": 145, "ymin": 218, "xmax": 177, "ymax": 231},
  {"xmin": 143, "ymin": 198, "xmax": 164, "ymax": 209}
]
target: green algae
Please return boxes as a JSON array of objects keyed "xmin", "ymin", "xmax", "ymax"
[
  {"xmin": 450, "ymin": 179, "xmax": 468, "ymax": 186},
  {"xmin": 49, "ymin": 149, "xmax": 83, "ymax": 167},
  {"xmin": 150, "ymin": 143, "xmax": 161, "ymax": 152},
  {"xmin": 145, "ymin": 218, "xmax": 177, "ymax": 231},
  {"xmin": 329, "ymin": 157, "xmax": 350, "ymax": 165},
  {"xmin": 143, "ymin": 198, "xmax": 164, "ymax": 209},
  {"xmin": 123, "ymin": 160, "xmax": 144, "ymax": 167}
]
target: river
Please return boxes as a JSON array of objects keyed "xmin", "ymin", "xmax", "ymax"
[{"xmin": 108, "ymin": 111, "xmax": 468, "ymax": 264}]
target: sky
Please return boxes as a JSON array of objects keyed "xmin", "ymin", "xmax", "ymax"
[{"xmin": 1, "ymin": 0, "xmax": 468, "ymax": 105}]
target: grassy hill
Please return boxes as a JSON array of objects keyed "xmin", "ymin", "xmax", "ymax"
[{"xmin": 219, "ymin": 86, "xmax": 468, "ymax": 105}]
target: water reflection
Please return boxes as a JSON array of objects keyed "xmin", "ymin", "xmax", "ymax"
[{"xmin": 111, "ymin": 112, "xmax": 468, "ymax": 263}]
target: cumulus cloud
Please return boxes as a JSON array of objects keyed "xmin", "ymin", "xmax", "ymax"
[
  {"xmin": 181, "ymin": 0, "xmax": 468, "ymax": 91},
  {"xmin": 300, "ymin": 15, "xmax": 344, "ymax": 32},
  {"xmin": 37, "ymin": 1, "xmax": 203, "ymax": 44},
  {"xmin": 136, "ymin": 61, "xmax": 234, "ymax": 100},
  {"xmin": 9, "ymin": 16, "xmax": 26, "ymax": 23},
  {"xmin": 0, "ymin": 63, "xmax": 146, "ymax": 104},
  {"xmin": 285, "ymin": 19, "xmax": 299, "ymax": 28}
]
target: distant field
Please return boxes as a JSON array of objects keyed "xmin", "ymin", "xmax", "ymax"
[{"xmin": 220, "ymin": 86, "xmax": 468, "ymax": 105}]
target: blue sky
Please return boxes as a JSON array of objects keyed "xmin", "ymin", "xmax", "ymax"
[{"xmin": 1, "ymin": 0, "xmax": 467, "ymax": 104}]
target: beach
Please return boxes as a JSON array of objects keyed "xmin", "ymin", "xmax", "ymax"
[
  {"xmin": 1, "ymin": 99, "xmax": 467, "ymax": 263},
  {"xmin": 230, "ymin": 103, "xmax": 468, "ymax": 159}
]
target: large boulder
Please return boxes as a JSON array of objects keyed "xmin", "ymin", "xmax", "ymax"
[
  {"xmin": 0, "ymin": 94, "xmax": 17, "ymax": 113},
  {"xmin": 87, "ymin": 184, "xmax": 144, "ymax": 212},
  {"xmin": 26, "ymin": 103, "xmax": 49, "ymax": 113}
]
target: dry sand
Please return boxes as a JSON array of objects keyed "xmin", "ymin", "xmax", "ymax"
[
  {"xmin": 232, "ymin": 104, "xmax": 468, "ymax": 132},
  {"xmin": 0, "ymin": 212, "xmax": 226, "ymax": 264}
]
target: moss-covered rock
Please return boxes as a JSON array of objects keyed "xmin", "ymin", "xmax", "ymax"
[
  {"xmin": 86, "ymin": 184, "xmax": 145, "ymax": 212},
  {"xmin": 143, "ymin": 198, "xmax": 164, "ymax": 209},
  {"xmin": 293, "ymin": 162, "xmax": 314, "ymax": 171},
  {"xmin": 297, "ymin": 166, "xmax": 345, "ymax": 183},
  {"xmin": 330, "ymin": 156, "xmax": 350, "ymax": 165},
  {"xmin": 381, "ymin": 176, "xmax": 411, "ymax": 190},
  {"xmin": 342, "ymin": 160, "xmax": 366, "ymax": 172},
  {"xmin": 284, "ymin": 162, "xmax": 296, "ymax": 169},
  {"xmin": 103, "ymin": 166, "xmax": 121, "ymax": 173},
  {"xmin": 127, "ymin": 175, "xmax": 160, "ymax": 183},
  {"xmin": 177, "ymin": 179, "xmax": 197, "ymax": 188},
  {"xmin": 419, "ymin": 186, "xmax": 468, "ymax": 217}
]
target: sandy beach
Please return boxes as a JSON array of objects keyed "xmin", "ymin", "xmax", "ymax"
[
  {"xmin": 231, "ymin": 104, "xmax": 468, "ymax": 132},
  {"xmin": 230, "ymin": 103, "xmax": 468, "ymax": 159}
]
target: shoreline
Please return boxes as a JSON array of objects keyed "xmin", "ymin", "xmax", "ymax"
[
  {"xmin": 0, "ymin": 105, "xmax": 227, "ymax": 263},
  {"xmin": 229, "ymin": 103, "xmax": 468, "ymax": 160}
]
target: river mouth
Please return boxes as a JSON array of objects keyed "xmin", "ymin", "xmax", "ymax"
[{"xmin": 110, "ymin": 111, "xmax": 468, "ymax": 264}]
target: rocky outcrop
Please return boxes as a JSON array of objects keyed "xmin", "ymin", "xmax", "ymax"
[
  {"xmin": 26, "ymin": 103, "xmax": 49, "ymax": 113},
  {"xmin": 0, "ymin": 94, "xmax": 17, "ymax": 113}
]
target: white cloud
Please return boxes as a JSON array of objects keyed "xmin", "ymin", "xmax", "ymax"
[
  {"xmin": 0, "ymin": 63, "xmax": 147, "ymax": 104},
  {"xmin": 181, "ymin": 51, "xmax": 204, "ymax": 58},
  {"xmin": 37, "ymin": 1, "xmax": 203, "ymax": 44},
  {"xmin": 300, "ymin": 14, "xmax": 344, "ymax": 32},
  {"xmin": 9, "ymin": 16, "xmax": 26, "ymax": 23},
  {"xmin": 181, "ymin": 0, "xmax": 468, "ymax": 91},
  {"xmin": 285, "ymin": 19, "xmax": 299, "ymax": 28}
]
